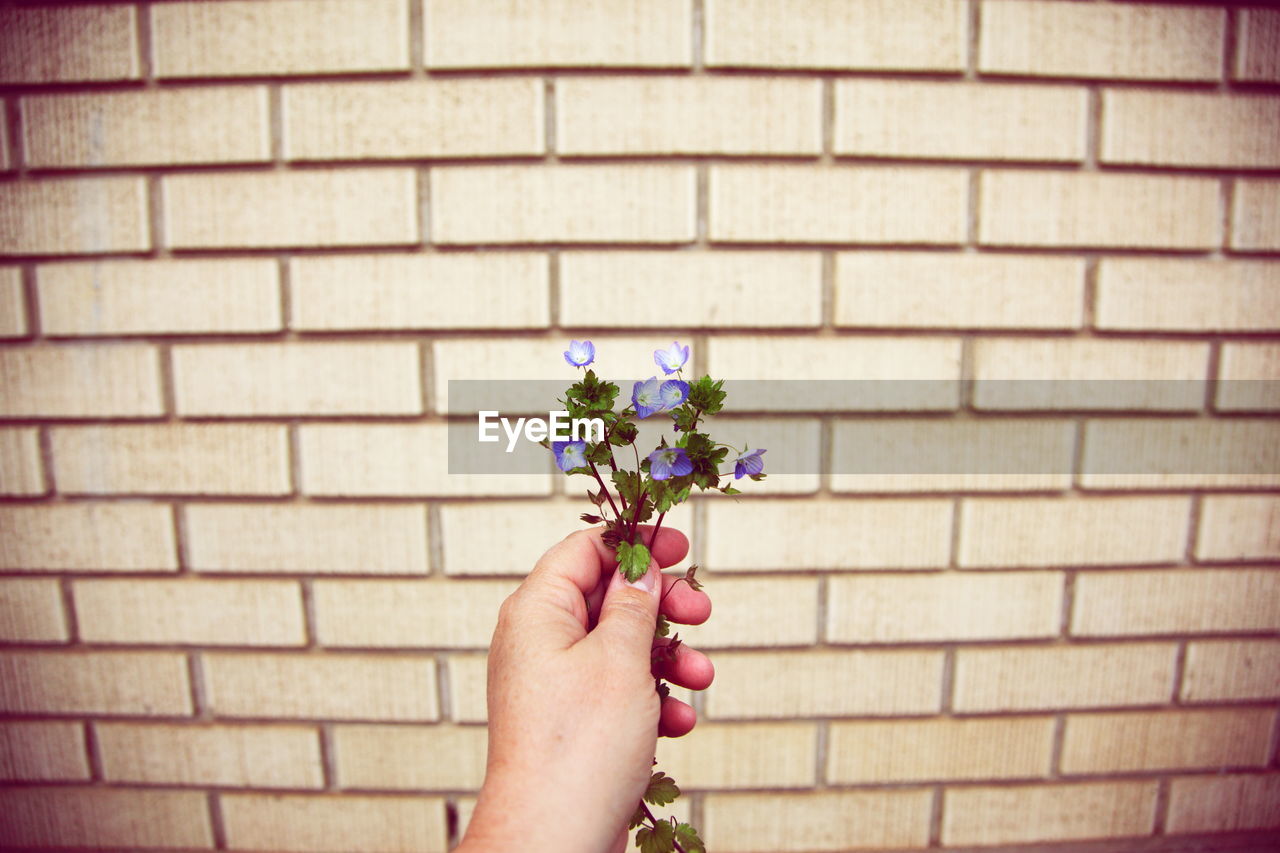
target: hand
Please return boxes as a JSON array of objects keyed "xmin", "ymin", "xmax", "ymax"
[{"xmin": 458, "ymin": 525, "xmax": 713, "ymax": 853}]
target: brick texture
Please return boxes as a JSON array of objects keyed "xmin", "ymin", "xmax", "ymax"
[
  {"xmin": 1233, "ymin": 179, "xmax": 1280, "ymax": 250},
  {"xmin": 0, "ymin": 787, "xmax": 212, "ymax": 850},
  {"xmin": 37, "ymin": 259, "xmax": 282, "ymax": 336},
  {"xmin": 1097, "ymin": 259, "xmax": 1280, "ymax": 333},
  {"xmin": 979, "ymin": 1, "xmax": 1223, "ymax": 81},
  {"xmin": 703, "ymin": 789, "xmax": 933, "ymax": 852},
  {"xmin": 680, "ymin": 577, "xmax": 818, "ymax": 649},
  {"xmin": 332, "ymin": 724, "xmax": 487, "ymax": 790},
  {"xmin": 1073, "ymin": 569, "xmax": 1280, "ymax": 637},
  {"xmin": 0, "ymin": 5, "xmax": 139, "ymax": 83},
  {"xmin": 0, "ymin": 427, "xmax": 45, "ymax": 495},
  {"xmin": 558, "ymin": 77, "xmax": 821, "ymax": 155},
  {"xmin": 952, "ymin": 644, "xmax": 1177, "ymax": 712},
  {"xmin": 1237, "ymin": 10, "xmax": 1280, "ymax": 83},
  {"xmin": 221, "ymin": 793, "xmax": 447, "ymax": 853},
  {"xmin": 1217, "ymin": 344, "xmax": 1280, "ymax": 411},
  {"xmin": 1197, "ymin": 496, "xmax": 1280, "ymax": 562},
  {"xmin": 23, "ymin": 87, "xmax": 271, "ymax": 168},
  {"xmin": 0, "ymin": 267, "xmax": 26, "ymax": 337},
  {"xmin": 0, "ymin": 721, "xmax": 90, "ymax": 781},
  {"xmin": 0, "ymin": 651, "xmax": 192, "ymax": 716},
  {"xmin": 943, "ymin": 782, "xmax": 1158, "ymax": 846},
  {"xmin": 1080, "ymin": 419, "xmax": 1280, "ymax": 490},
  {"xmin": 828, "ymin": 717, "xmax": 1055, "ymax": 783},
  {"xmin": 73, "ymin": 579, "xmax": 306, "ymax": 647},
  {"xmin": 0, "ymin": 579, "xmax": 68, "ymax": 642},
  {"xmin": 1166, "ymin": 775, "xmax": 1280, "ymax": 834},
  {"xmin": 835, "ymin": 80, "xmax": 1087, "ymax": 162},
  {"xmin": 97, "ymin": 722, "xmax": 323, "ymax": 789},
  {"xmin": 0, "ymin": 503, "xmax": 177, "ymax": 572},
  {"xmin": 1060, "ymin": 709, "xmax": 1274, "ymax": 774},
  {"xmin": 312, "ymin": 579, "xmax": 516, "ymax": 648},
  {"xmin": 151, "ymin": 0, "xmax": 409, "ymax": 77},
  {"xmin": 1182, "ymin": 640, "xmax": 1280, "ymax": 703},
  {"xmin": 283, "ymin": 79, "xmax": 543, "ymax": 160},
  {"xmin": 1102, "ymin": 92, "xmax": 1280, "ymax": 169},
  {"xmin": 0, "ymin": 177, "xmax": 149, "ymax": 255},
  {"xmin": 0, "ymin": 344, "xmax": 162, "ymax": 418},
  {"xmin": 446, "ymin": 654, "xmax": 488, "ymax": 723},
  {"xmin": 656, "ymin": 722, "xmax": 816, "ymax": 789}
]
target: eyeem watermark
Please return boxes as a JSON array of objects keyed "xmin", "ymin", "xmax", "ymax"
[{"xmin": 477, "ymin": 410, "xmax": 606, "ymax": 453}]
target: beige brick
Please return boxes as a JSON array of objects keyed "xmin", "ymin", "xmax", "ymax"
[
  {"xmin": 440, "ymin": 501, "xmax": 601, "ymax": 576},
  {"xmin": 0, "ymin": 266, "xmax": 26, "ymax": 337},
  {"xmin": 980, "ymin": 1, "xmax": 1222, "ymax": 81},
  {"xmin": 187, "ymin": 503, "xmax": 429, "ymax": 575},
  {"xmin": 954, "ymin": 643, "xmax": 1176, "ymax": 712},
  {"xmin": 1237, "ymin": 10, "xmax": 1280, "ymax": 82},
  {"xmin": 561, "ymin": 251, "xmax": 821, "ymax": 328},
  {"xmin": 835, "ymin": 80, "xmax": 1086, "ymax": 162},
  {"xmin": 943, "ymin": 782, "xmax": 1158, "ymax": 846},
  {"xmin": 704, "ymin": 789, "xmax": 933, "ymax": 852},
  {"xmin": 0, "ymin": 343, "xmax": 162, "ymax": 418},
  {"xmin": 38, "ymin": 258, "xmax": 281, "ymax": 336},
  {"xmin": 656, "ymin": 722, "xmax": 815, "ymax": 789},
  {"xmin": 694, "ymin": 417, "xmax": 820, "ymax": 495},
  {"xmin": 1182, "ymin": 640, "xmax": 1280, "ymax": 703},
  {"xmin": 0, "ymin": 651, "xmax": 192, "ymax": 715},
  {"xmin": 1097, "ymin": 259, "xmax": 1280, "ymax": 333},
  {"xmin": 1218, "ymin": 344, "xmax": 1280, "ymax": 411},
  {"xmin": 1198, "ymin": 495, "xmax": 1280, "ymax": 562},
  {"xmin": 299, "ymin": 423, "xmax": 549, "ymax": 497},
  {"xmin": 223, "ymin": 793, "xmax": 445, "ymax": 853},
  {"xmin": 707, "ymin": 499, "xmax": 952, "ymax": 571},
  {"xmin": 314, "ymin": 579, "xmax": 515, "ymax": 648},
  {"xmin": 53, "ymin": 424, "xmax": 289, "ymax": 496},
  {"xmin": 426, "ymin": 0, "xmax": 690, "ymax": 68},
  {"xmin": 707, "ymin": 650, "xmax": 942, "ymax": 719},
  {"xmin": 0, "ymin": 177, "xmax": 149, "ymax": 255},
  {"xmin": 558, "ymin": 76, "xmax": 820, "ymax": 155},
  {"xmin": 0, "ymin": 428, "xmax": 44, "ymax": 495},
  {"xmin": 1103, "ymin": 91, "xmax": 1280, "ymax": 169},
  {"xmin": 153, "ymin": 0, "xmax": 408, "ymax": 77},
  {"xmin": 1062, "ymin": 709, "xmax": 1273, "ymax": 775},
  {"xmin": 431, "ymin": 165, "xmax": 694, "ymax": 244},
  {"xmin": 835, "ymin": 252, "xmax": 1084, "ymax": 331},
  {"xmin": 705, "ymin": 0, "xmax": 963, "ymax": 71},
  {"xmin": 710, "ymin": 165, "xmax": 967, "ymax": 244},
  {"xmin": 0, "ymin": 503, "xmax": 177, "ymax": 572},
  {"xmin": 23, "ymin": 87, "xmax": 270, "ymax": 168},
  {"xmin": 681, "ymin": 577, "xmax": 817, "ymax": 649},
  {"xmin": 707, "ymin": 335, "xmax": 962, "ymax": 410},
  {"xmin": 972, "ymin": 339, "xmax": 1208, "ymax": 411},
  {"xmin": 172, "ymin": 342, "xmax": 422, "ymax": 417},
  {"xmin": 960, "ymin": 497, "xmax": 1189, "ymax": 568},
  {"xmin": 0, "ymin": 6, "xmax": 139, "ymax": 83},
  {"xmin": 1082, "ymin": 420, "xmax": 1280, "ymax": 490},
  {"xmin": 333, "ymin": 724, "xmax": 485, "ymax": 790},
  {"xmin": 831, "ymin": 419, "xmax": 1075, "ymax": 493},
  {"xmin": 291, "ymin": 253, "xmax": 548, "ymax": 331},
  {"xmin": 0, "ymin": 787, "xmax": 211, "ymax": 850},
  {"xmin": 829, "ymin": 572, "xmax": 1062, "ymax": 644},
  {"xmin": 163, "ymin": 168, "xmax": 417, "ymax": 250},
  {"xmin": 205, "ymin": 653, "xmax": 437, "ymax": 721},
  {"xmin": 284, "ymin": 78, "xmax": 542, "ymax": 160},
  {"xmin": 1075, "ymin": 569, "xmax": 1280, "ymax": 638},
  {"xmin": 0, "ymin": 579, "xmax": 67, "ymax": 642},
  {"xmin": 1167, "ymin": 774, "xmax": 1280, "ymax": 834},
  {"xmin": 980, "ymin": 171, "xmax": 1219, "ymax": 249},
  {"xmin": 831, "ymin": 717, "xmax": 1054, "ymax": 784},
  {"xmin": 74, "ymin": 579, "xmax": 305, "ymax": 647},
  {"xmin": 1233, "ymin": 179, "xmax": 1280, "ymax": 250},
  {"xmin": 0, "ymin": 721, "xmax": 89, "ymax": 781},
  {"xmin": 98, "ymin": 722, "xmax": 321, "ymax": 789},
  {"xmin": 447, "ymin": 653, "xmax": 488, "ymax": 722}
]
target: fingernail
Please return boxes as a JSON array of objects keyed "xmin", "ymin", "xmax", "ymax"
[{"xmin": 626, "ymin": 566, "xmax": 656, "ymax": 593}]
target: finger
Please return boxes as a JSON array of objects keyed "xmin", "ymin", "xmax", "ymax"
[
  {"xmin": 651, "ymin": 641, "xmax": 714, "ymax": 692},
  {"xmin": 584, "ymin": 524, "xmax": 690, "ymax": 571},
  {"xmin": 659, "ymin": 574, "xmax": 711, "ymax": 626},
  {"xmin": 526, "ymin": 525, "xmax": 689, "ymax": 599},
  {"xmin": 658, "ymin": 695, "xmax": 697, "ymax": 738},
  {"xmin": 592, "ymin": 556, "xmax": 661, "ymax": 655}
]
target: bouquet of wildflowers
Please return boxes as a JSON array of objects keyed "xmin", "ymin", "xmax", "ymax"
[{"xmin": 552, "ymin": 339, "xmax": 766, "ymax": 853}]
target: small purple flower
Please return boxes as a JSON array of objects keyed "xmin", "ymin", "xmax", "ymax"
[
  {"xmin": 654, "ymin": 341, "xmax": 690, "ymax": 375},
  {"xmin": 632, "ymin": 376, "xmax": 664, "ymax": 419},
  {"xmin": 733, "ymin": 448, "xmax": 766, "ymax": 479},
  {"xmin": 648, "ymin": 447, "xmax": 693, "ymax": 481},
  {"xmin": 553, "ymin": 440, "xmax": 588, "ymax": 471},
  {"xmin": 564, "ymin": 340, "xmax": 595, "ymax": 368},
  {"xmin": 659, "ymin": 379, "xmax": 689, "ymax": 409}
]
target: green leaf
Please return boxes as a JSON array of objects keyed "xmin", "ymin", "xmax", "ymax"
[
  {"xmin": 720, "ymin": 485, "xmax": 741, "ymax": 496},
  {"xmin": 674, "ymin": 823, "xmax": 705, "ymax": 853},
  {"xmin": 628, "ymin": 806, "xmax": 647, "ymax": 830},
  {"xmin": 587, "ymin": 441, "xmax": 613, "ymax": 465},
  {"xmin": 635, "ymin": 820, "xmax": 675, "ymax": 853},
  {"xmin": 612, "ymin": 470, "xmax": 643, "ymax": 505},
  {"xmin": 687, "ymin": 376, "xmax": 726, "ymax": 415},
  {"xmin": 654, "ymin": 614, "xmax": 670, "ymax": 638},
  {"xmin": 654, "ymin": 482, "xmax": 691, "ymax": 514},
  {"xmin": 609, "ymin": 421, "xmax": 639, "ymax": 446},
  {"xmin": 644, "ymin": 771, "xmax": 680, "ymax": 807},
  {"xmin": 617, "ymin": 541, "xmax": 651, "ymax": 583}
]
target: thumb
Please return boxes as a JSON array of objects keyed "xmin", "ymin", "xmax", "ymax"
[{"xmin": 592, "ymin": 556, "xmax": 661, "ymax": 652}]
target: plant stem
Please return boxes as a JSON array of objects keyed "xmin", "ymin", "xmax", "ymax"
[
  {"xmin": 587, "ymin": 460, "xmax": 620, "ymax": 519},
  {"xmin": 648, "ymin": 511, "xmax": 666, "ymax": 549},
  {"xmin": 628, "ymin": 488, "xmax": 647, "ymax": 544},
  {"xmin": 639, "ymin": 803, "xmax": 687, "ymax": 853}
]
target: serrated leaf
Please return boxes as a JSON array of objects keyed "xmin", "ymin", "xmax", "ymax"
[
  {"xmin": 636, "ymin": 819, "xmax": 675, "ymax": 853},
  {"xmin": 617, "ymin": 541, "xmax": 651, "ymax": 583},
  {"xmin": 644, "ymin": 771, "xmax": 680, "ymax": 807},
  {"xmin": 654, "ymin": 613, "xmax": 670, "ymax": 638},
  {"xmin": 674, "ymin": 823, "xmax": 705, "ymax": 853},
  {"xmin": 628, "ymin": 805, "xmax": 647, "ymax": 830}
]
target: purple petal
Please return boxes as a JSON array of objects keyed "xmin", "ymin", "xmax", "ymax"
[{"xmin": 659, "ymin": 379, "xmax": 689, "ymax": 408}]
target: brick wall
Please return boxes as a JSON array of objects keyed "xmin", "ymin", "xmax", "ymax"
[{"xmin": 0, "ymin": 1, "xmax": 1277, "ymax": 851}]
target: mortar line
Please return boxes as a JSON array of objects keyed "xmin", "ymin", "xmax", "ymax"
[
  {"xmin": 426, "ymin": 503, "xmax": 443, "ymax": 576},
  {"xmin": 1170, "ymin": 640, "xmax": 1189, "ymax": 705},
  {"xmin": 268, "ymin": 84, "xmax": 284, "ymax": 164},
  {"xmin": 692, "ymin": 0, "xmax": 705, "ymax": 73},
  {"xmin": 409, "ymin": 0, "xmax": 426, "ymax": 73},
  {"xmin": 20, "ymin": 264, "xmax": 39, "ymax": 342},
  {"xmin": 436, "ymin": 653, "xmax": 454, "ymax": 723},
  {"xmin": 965, "ymin": 0, "xmax": 980, "ymax": 80},
  {"xmin": 1049, "ymin": 713, "xmax": 1067, "ymax": 778},
  {"xmin": 319, "ymin": 723, "xmax": 338, "ymax": 790},
  {"xmin": 135, "ymin": 2, "xmax": 155, "ymax": 83},
  {"xmin": 548, "ymin": 250, "xmax": 561, "ymax": 329},
  {"xmin": 208, "ymin": 791, "xmax": 229, "ymax": 850},
  {"xmin": 1152, "ymin": 778, "xmax": 1171, "ymax": 836},
  {"xmin": 83, "ymin": 719, "xmax": 104, "ymax": 782},
  {"xmin": 544, "ymin": 78, "xmax": 557, "ymax": 160}
]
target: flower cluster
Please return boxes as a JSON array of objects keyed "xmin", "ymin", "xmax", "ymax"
[{"xmin": 549, "ymin": 339, "xmax": 765, "ymax": 853}]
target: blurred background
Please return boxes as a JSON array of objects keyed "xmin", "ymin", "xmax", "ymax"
[{"xmin": 0, "ymin": 0, "xmax": 1278, "ymax": 851}]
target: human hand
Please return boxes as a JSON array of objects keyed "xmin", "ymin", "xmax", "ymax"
[{"xmin": 457, "ymin": 525, "xmax": 713, "ymax": 853}]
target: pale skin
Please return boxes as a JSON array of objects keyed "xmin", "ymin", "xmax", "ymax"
[{"xmin": 457, "ymin": 525, "xmax": 714, "ymax": 853}]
